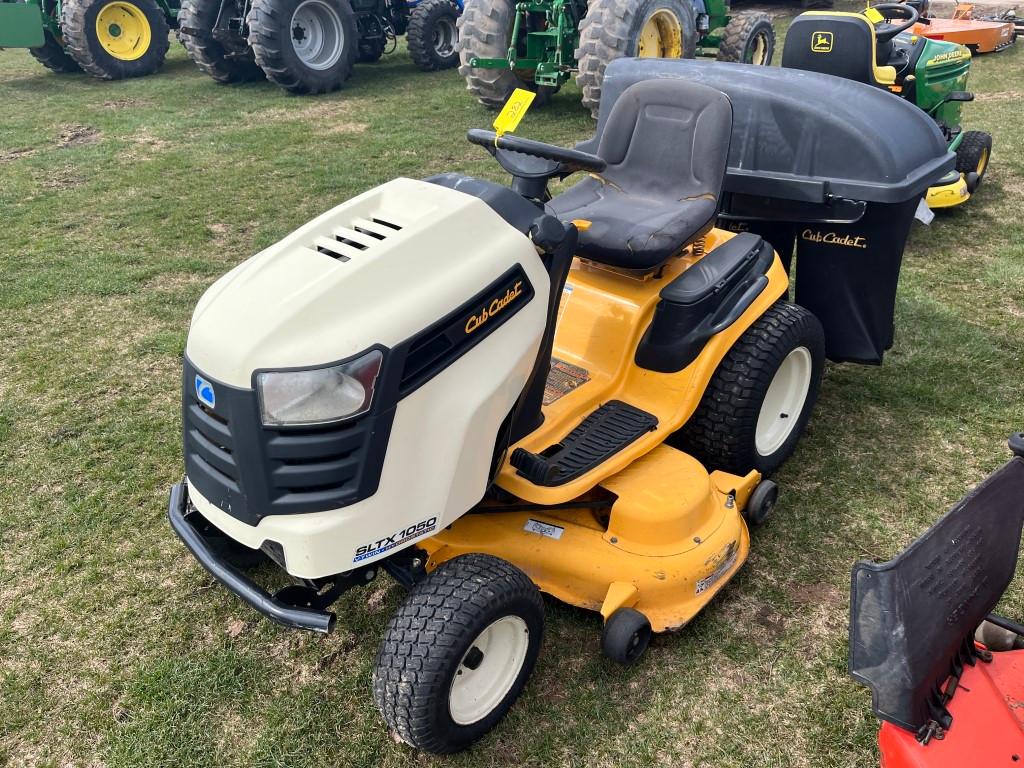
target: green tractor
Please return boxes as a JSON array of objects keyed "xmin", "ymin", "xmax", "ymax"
[
  {"xmin": 457, "ymin": 0, "xmax": 775, "ymax": 116},
  {"xmin": 0, "ymin": 0, "xmax": 176, "ymax": 78}
]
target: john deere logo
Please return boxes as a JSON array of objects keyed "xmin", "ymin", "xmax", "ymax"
[
  {"xmin": 465, "ymin": 281, "xmax": 524, "ymax": 334},
  {"xmin": 811, "ymin": 31, "xmax": 833, "ymax": 53}
]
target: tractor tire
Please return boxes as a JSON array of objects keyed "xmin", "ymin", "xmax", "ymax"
[
  {"xmin": 178, "ymin": 0, "xmax": 265, "ymax": 83},
  {"xmin": 576, "ymin": 0, "xmax": 696, "ymax": 118},
  {"xmin": 458, "ymin": 0, "xmax": 534, "ymax": 108},
  {"xmin": 28, "ymin": 30, "xmax": 83, "ymax": 73},
  {"xmin": 373, "ymin": 553, "xmax": 544, "ymax": 753},
  {"xmin": 955, "ymin": 130, "xmax": 992, "ymax": 192},
  {"xmin": 408, "ymin": 0, "xmax": 459, "ymax": 71},
  {"xmin": 672, "ymin": 302, "xmax": 825, "ymax": 477},
  {"xmin": 247, "ymin": 0, "xmax": 358, "ymax": 94},
  {"xmin": 357, "ymin": 35, "xmax": 385, "ymax": 62},
  {"xmin": 61, "ymin": 0, "xmax": 170, "ymax": 79},
  {"xmin": 716, "ymin": 11, "xmax": 775, "ymax": 65}
]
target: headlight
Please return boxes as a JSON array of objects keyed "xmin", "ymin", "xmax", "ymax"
[{"xmin": 257, "ymin": 350, "xmax": 383, "ymax": 427}]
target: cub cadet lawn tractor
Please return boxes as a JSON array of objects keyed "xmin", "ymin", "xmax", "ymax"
[
  {"xmin": 850, "ymin": 432, "xmax": 1024, "ymax": 767},
  {"xmin": 169, "ymin": 79, "xmax": 827, "ymax": 752},
  {"xmin": 178, "ymin": 0, "xmax": 460, "ymax": 93},
  {"xmin": 781, "ymin": 4, "xmax": 993, "ymax": 209},
  {"xmin": 0, "ymin": 0, "xmax": 176, "ymax": 78},
  {"xmin": 458, "ymin": 0, "xmax": 776, "ymax": 116}
]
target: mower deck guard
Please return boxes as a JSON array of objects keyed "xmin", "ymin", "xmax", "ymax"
[
  {"xmin": 848, "ymin": 455, "xmax": 1024, "ymax": 733},
  {"xmin": 591, "ymin": 59, "xmax": 957, "ymax": 366}
]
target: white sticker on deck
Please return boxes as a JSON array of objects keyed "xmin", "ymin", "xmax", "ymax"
[{"xmin": 524, "ymin": 519, "xmax": 564, "ymax": 540}]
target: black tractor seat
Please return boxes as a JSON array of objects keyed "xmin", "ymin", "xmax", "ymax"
[
  {"xmin": 781, "ymin": 12, "xmax": 899, "ymax": 87},
  {"xmin": 548, "ymin": 79, "xmax": 734, "ymax": 272}
]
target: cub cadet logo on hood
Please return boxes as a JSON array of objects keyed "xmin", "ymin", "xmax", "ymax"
[
  {"xmin": 465, "ymin": 280, "xmax": 525, "ymax": 335},
  {"xmin": 801, "ymin": 229, "xmax": 868, "ymax": 249}
]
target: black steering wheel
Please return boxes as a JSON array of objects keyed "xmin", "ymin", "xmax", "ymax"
[
  {"xmin": 870, "ymin": 3, "xmax": 920, "ymax": 43},
  {"xmin": 467, "ymin": 128, "xmax": 606, "ymax": 178}
]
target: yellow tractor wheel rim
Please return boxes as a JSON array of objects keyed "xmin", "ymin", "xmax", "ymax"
[
  {"xmin": 638, "ymin": 9, "xmax": 683, "ymax": 58},
  {"xmin": 95, "ymin": 1, "xmax": 151, "ymax": 61},
  {"xmin": 749, "ymin": 31, "xmax": 768, "ymax": 64},
  {"xmin": 977, "ymin": 147, "xmax": 989, "ymax": 175}
]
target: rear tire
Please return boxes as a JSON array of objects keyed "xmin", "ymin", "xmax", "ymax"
[
  {"xmin": 457, "ymin": 0, "xmax": 534, "ymax": 108},
  {"xmin": 179, "ymin": 0, "xmax": 265, "ymax": 83},
  {"xmin": 28, "ymin": 30, "xmax": 83, "ymax": 73},
  {"xmin": 247, "ymin": 0, "xmax": 358, "ymax": 94},
  {"xmin": 408, "ymin": 0, "xmax": 459, "ymax": 71},
  {"xmin": 576, "ymin": 0, "xmax": 696, "ymax": 118},
  {"xmin": 61, "ymin": 0, "xmax": 170, "ymax": 79},
  {"xmin": 373, "ymin": 553, "xmax": 544, "ymax": 753},
  {"xmin": 673, "ymin": 302, "xmax": 825, "ymax": 476},
  {"xmin": 955, "ymin": 130, "xmax": 992, "ymax": 192},
  {"xmin": 716, "ymin": 12, "xmax": 775, "ymax": 65}
]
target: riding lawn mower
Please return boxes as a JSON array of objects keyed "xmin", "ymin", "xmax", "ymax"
[
  {"xmin": 168, "ymin": 78, "xmax": 829, "ymax": 752},
  {"xmin": 850, "ymin": 433, "xmax": 1024, "ymax": 767},
  {"xmin": 781, "ymin": 3, "xmax": 993, "ymax": 209},
  {"xmin": 178, "ymin": 0, "xmax": 461, "ymax": 94},
  {"xmin": 0, "ymin": 0, "xmax": 177, "ymax": 79}
]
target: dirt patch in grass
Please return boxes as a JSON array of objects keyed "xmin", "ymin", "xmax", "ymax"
[
  {"xmin": 57, "ymin": 124, "xmax": 101, "ymax": 149},
  {"xmin": 976, "ymin": 90, "xmax": 1024, "ymax": 102},
  {"xmin": 0, "ymin": 146, "xmax": 36, "ymax": 162},
  {"xmin": 35, "ymin": 164, "xmax": 86, "ymax": 191}
]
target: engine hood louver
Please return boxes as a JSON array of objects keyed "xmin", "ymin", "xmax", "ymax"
[{"xmin": 315, "ymin": 217, "xmax": 404, "ymax": 262}]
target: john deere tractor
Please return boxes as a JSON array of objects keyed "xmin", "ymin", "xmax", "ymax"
[
  {"xmin": 0, "ymin": 0, "xmax": 176, "ymax": 78},
  {"xmin": 458, "ymin": 0, "xmax": 774, "ymax": 115},
  {"xmin": 178, "ymin": 0, "xmax": 461, "ymax": 94}
]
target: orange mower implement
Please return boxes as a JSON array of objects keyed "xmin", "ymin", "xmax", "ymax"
[{"xmin": 914, "ymin": 3, "xmax": 1016, "ymax": 53}]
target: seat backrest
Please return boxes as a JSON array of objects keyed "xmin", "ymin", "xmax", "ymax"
[
  {"xmin": 782, "ymin": 12, "xmax": 881, "ymax": 85},
  {"xmin": 594, "ymin": 79, "xmax": 733, "ymax": 204}
]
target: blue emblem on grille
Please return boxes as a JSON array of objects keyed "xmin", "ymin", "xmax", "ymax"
[{"xmin": 195, "ymin": 375, "xmax": 216, "ymax": 408}]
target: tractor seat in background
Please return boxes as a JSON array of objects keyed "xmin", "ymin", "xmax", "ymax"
[
  {"xmin": 781, "ymin": 12, "xmax": 898, "ymax": 87},
  {"xmin": 548, "ymin": 79, "xmax": 733, "ymax": 271}
]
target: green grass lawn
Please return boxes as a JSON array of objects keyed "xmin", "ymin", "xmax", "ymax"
[{"xmin": 1, "ymin": 9, "xmax": 1022, "ymax": 767}]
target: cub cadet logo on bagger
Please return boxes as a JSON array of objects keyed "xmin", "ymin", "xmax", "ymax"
[
  {"xmin": 801, "ymin": 229, "xmax": 868, "ymax": 249},
  {"xmin": 811, "ymin": 31, "xmax": 834, "ymax": 53},
  {"xmin": 465, "ymin": 280, "xmax": 525, "ymax": 335},
  {"xmin": 354, "ymin": 516, "xmax": 438, "ymax": 562}
]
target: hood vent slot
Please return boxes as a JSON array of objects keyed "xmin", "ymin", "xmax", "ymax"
[{"xmin": 314, "ymin": 216, "xmax": 404, "ymax": 262}]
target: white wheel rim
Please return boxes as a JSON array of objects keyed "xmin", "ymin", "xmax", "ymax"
[
  {"xmin": 433, "ymin": 17, "xmax": 457, "ymax": 57},
  {"xmin": 448, "ymin": 616, "xmax": 530, "ymax": 725},
  {"xmin": 755, "ymin": 346, "xmax": 812, "ymax": 456},
  {"xmin": 290, "ymin": 0, "xmax": 344, "ymax": 70}
]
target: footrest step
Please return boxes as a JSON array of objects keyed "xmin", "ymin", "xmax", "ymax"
[{"xmin": 510, "ymin": 400, "xmax": 658, "ymax": 487}]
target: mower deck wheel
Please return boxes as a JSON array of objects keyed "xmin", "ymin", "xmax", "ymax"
[
  {"xmin": 407, "ymin": 0, "xmax": 459, "ymax": 71},
  {"xmin": 61, "ymin": 0, "xmax": 171, "ymax": 79},
  {"xmin": 373, "ymin": 553, "xmax": 544, "ymax": 753},
  {"xmin": 744, "ymin": 480, "xmax": 778, "ymax": 527},
  {"xmin": 672, "ymin": 301, "xmax": 825, "ymax": 477},
  {"xmin": 29, "ymin": 30, "xmax": 83, "ymax": 73},
  {"xmin": 716, "ymin": 11, "xmax": 776, "ymax": 65},
  {"xmin": 602, "ymin": 607, "xmax": 652, "ymax": 664},
  {"xmin": 178, "ymin": 0, "xmax": 265, "ymax": 83},
  {"xmin": 955, "ymin": 130, "xmax": 992, "ymax": 192}
]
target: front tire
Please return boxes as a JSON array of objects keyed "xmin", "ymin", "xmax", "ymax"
[
  {"xmin": 28, "ymin": 30, "xmax": 83, "ymax": 73},
  {"xmin": 408, "ymin": 0, "xmax": 460, "ymax": 71},
  {"xmin": 61, "ymin": 0, "xmax": 170, "ymax": 79},
  {"xmin": 673, "ymin": 302, "xmax": 825, "ymax": 476},
  {"xmin": 457, "ymin": 0, "xmax": 534, "ymax": 108},
  {"xmin": 576, "ymin": 0, "xmax": 696, "ymax": 118},
  {"xmin": 247, "ymin": 0, "xmax": 357, "ymax": 94},
  {"xmin": 716, "ymin": 12, "xmax": 775, "ymax": 65},
  {"xmin": 178, "ymin": 0, "xmax": 265, "ymax": 83},
  {"xmin": 373, "ymin": 553, "xmax": 544, "ymax": 754},
  {"xmin": 955, "ymin": 130, "xmax": 992, "ymax": 193}
]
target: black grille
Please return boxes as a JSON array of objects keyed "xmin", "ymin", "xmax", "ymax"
[{"xmin": 182, "ymin": 356, "xmax": 395, "ymax": 525}]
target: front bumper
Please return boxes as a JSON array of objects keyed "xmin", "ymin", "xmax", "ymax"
[
  {"xmin": 167, "ymin": 481, "xmax": 337, "ymax": 634},
  {"xmin": 926, "ymin": 174, "xmax": 971, "ymax": 209}
]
